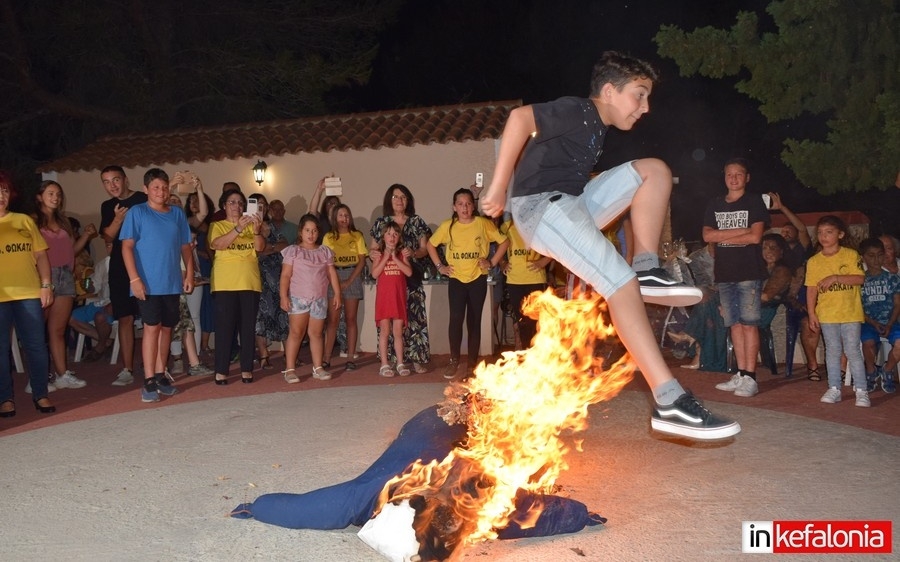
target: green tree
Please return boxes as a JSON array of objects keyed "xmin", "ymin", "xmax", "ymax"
[
  {"xmin": 0, "ymin": 0, "xmax": 401, "ymax": 175},
  {"xmin": 654, "ymin": 0, "xmax": 899, "ymax": 195}
]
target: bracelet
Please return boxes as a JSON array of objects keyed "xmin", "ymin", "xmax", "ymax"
[
  {"xmin": 130, "ymin": 278, "xmax": 141, "ymax": 283},
  {"xmin": 40, "ymin": 283, "xmax": 52, "ymax": 289},
  {"xmin": 235, "ymin": 227, "xmax": 243, "ymax": 234},
  {"xmin": 434, "ymin": 262, "xmax": 442, "ymax": 268}
]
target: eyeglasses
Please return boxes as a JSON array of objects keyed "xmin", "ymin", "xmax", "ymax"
[
  {"xmin": 392, "ymin": 194, "xmax": 407, "ymax": 201},
  {"xmin": 225, "ymin": 200, "xmax": 244, "ymax": 206}
]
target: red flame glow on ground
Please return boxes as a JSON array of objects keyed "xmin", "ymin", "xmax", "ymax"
[{"xmin": 380, "ymin": 288, "xmax": 635, "ymax": 552}]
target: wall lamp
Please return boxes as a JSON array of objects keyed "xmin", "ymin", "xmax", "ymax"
[{"xmin": 252, "ymin": 160, "xmax": 268, "ymax": 186}]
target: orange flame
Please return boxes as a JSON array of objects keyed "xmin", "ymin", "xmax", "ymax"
[{"xmin": 381, "ymin": 288, "xmax": 635, "ymax": 552}]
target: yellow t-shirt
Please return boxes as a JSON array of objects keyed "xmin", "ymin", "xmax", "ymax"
[
  {"xmin": 208, "ymin": 220, "xmax": 261, "ymax": 292},
  {"xmin": 501, "ymin": 221, "xmax": 546, "ymax": 286},
  {"xmin": 430, "ymin": 216, "xmax": 506, "ymax": 283},
  {"xmin": 0, "ymin": 212, "xmax": 49, "ymax": 302},
  {"xmin": 323, "ymin": 230, "xmax": 368, "ymax": 268},
  {"xmin": 804, "ymin": 246, "xmax": 863, "ymax": 323}
]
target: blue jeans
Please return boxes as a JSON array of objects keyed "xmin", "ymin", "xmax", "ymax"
[
  {"xmin": 820, "ymin": 322, "xmax": 865, "ymax": 389},
  {"xmin": 0, "ymin": 298, "xmax": 51, "ymax": 401}
]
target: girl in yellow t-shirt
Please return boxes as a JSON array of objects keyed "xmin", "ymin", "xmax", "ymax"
[
  {"xmin": 804, "ymin": 215, "xmax": 866, "ymax": 405},
  {"xmin": 322, "ymin": 203, "xmax": 368, "ymax": 370},
  {"xmin": 500, "ymin": 219, "xmax": 552, "ymax": 350},
  {"xmin": 427, "ymin": 188, "xmax": 508, "ymax": 379}
]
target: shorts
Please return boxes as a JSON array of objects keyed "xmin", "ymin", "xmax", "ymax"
[
  {"xmin": 717, "ymin": 279, "xmax": 763, "ymax": 327},
  {"xmin": 510, "ymin": 161, "xmax": 641, "ymax": 298},
  {"xmin": 51, "ymin": 265, "xmax": 76, "ymax": 297},
  {"xmin": 71, "ymin": 302, "xmax": 114, "ymax": 325},
  {"xmin": 288, "ymin": 295, "xmax": 328, "ymax": 320},
  {"xmin": 861, "ymin": 322, "xmax": 900, "ymax": 345},
  {"xmin": 108, "ymin": 267, "xmax": 140, "ymax": 320},
  {"xmin": 329, "ymin": 266, "xmax": 364, "ymax": 300},
  {"xmin": 137, "ymin": 294, "xmax": 181, "ymax": 327}
]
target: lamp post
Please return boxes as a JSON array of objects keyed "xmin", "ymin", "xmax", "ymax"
[{"xmin": 253, "ymin": 160, "xmax": 268, "ymax": 186}]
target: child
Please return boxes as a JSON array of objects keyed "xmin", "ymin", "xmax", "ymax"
[
  {"xmin": 859, "ymin": 237, "xmax": 900, "ymax": 393},
  {"xmin": 805, "ymin": 215, "xmax": 867, "ymax": 406},
  {"xmin": 280, "ymin": 214, "xmax": 341, "ymax": 383},
  {"xmin": 371, "ymin": 221, "xmax": 413, "ymax": 377},
  {"xmin": 322, "ymin": 203, "xmax": 368, "ymax": 370},
  {"xmin": 34, "ymin": 181, "xmax": 97, "ymax": 390},
  {"xmin": 120, "ymin": 168, "xmax": 194, "ymax": 403},
  {"xmin": 479, "ymin": 51, "xmax": 739, "ymax": 439},
  {"xmin": 427, "ymin": 188, "xmax": 509, "ymax": 379},
  {"xmin": 500, "ymin": 218, "xmax": 552, "ymax": 350}
]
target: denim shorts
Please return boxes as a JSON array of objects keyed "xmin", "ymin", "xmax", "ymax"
[
  {"xmin": 510, "ymin": 161, "xmax": 641, "ymax": 297},
  {"xmin": 51, "ymin": 265, "xmax": 76, "ymax": 297},
  {"xmin": 288, "ymin": 295, "xmax": 328, "ymax": 320},
  {"xmin": 861, "ymin": 322, "xmax": 900, "ymax": 345},
  {"xmin": 718, "ymin": 279, "xmax": 762, "ymax": 327}
]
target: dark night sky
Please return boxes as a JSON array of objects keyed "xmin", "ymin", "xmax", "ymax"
[{"xmin": 336, "ymin": 0, "xmax": 893, "ymax": 240}]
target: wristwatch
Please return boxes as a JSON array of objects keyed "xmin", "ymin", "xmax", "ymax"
[{"xmin": 41, "ymin": 283, "xmax": 55, "ymax": 291}]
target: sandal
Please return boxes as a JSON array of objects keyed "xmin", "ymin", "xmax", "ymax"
[
  {"xmin": 379, "ymin": 364, "xmax": 395, "ymax": 378},
  {"xmin": 807, "ymin": 367, "xmax": 821, "ymax": 382},
  {"xmin": 282, "ymin": 369, "xmax": 300, "ymax": 384},
  {"xmin": 257, "ymin": 355, "xmax": 272, "ymax": 369},
  {"xmin": 396, "ymin": 363, "xmax": 411, "ymax": 377},
  {"xmin": 413, "ymin": 362, "xmax": 429, "ymax": 374},
  {"xmin": 0, "ymin": 399, "xmax": 15, "ymax": 418},
  {"xmin": 311, "ymin": 366, "xmax": 332, "ymax": 381}
]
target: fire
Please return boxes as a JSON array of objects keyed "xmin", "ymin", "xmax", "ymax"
[{"xmin": 379, "ymin": 288, "xmax": 635, "ymax": 555}]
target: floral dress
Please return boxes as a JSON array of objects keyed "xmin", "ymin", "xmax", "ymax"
[
  {"xmin": 255, "ymin": 221, "xmax": 289, "ymax": 342},
  {"xmin": 370, "ymin": 214, "xmax": 432, "ymax": 365}
]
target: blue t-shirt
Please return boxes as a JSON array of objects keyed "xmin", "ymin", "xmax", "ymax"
[
  {"xmin": 119, "ymin": 203, "xmax": 191, "ymax": 295},
  {"xmin": 861, "ymin": 270, "xmax": 900, "ymax": 325}
]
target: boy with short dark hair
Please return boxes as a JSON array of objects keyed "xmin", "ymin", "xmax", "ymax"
[
  {"xmin": 120, "ymin": 168, "xmax": 194, "ymax": 403},
  {"xmin": 859, "ymin": 237, "xmax": 900, "ymax": 393},
  {"xmin": 480, "ymin": 51, "xmax": 740, "ymax": 440}
]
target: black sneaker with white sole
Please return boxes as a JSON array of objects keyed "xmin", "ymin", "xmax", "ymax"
[
  {"xmin": 651, "ymin": 392, "xmax": 741, "ymax": 440},
  {"xmin": 636, "ymin": 268, "xmax": 703, "ymax": 307}
]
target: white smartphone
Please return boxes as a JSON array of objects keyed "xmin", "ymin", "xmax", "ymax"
[
  {"xmin": 761, "ymin": 194, "xmax": 772, "ymax": 209},
  {"xmin": 244, "ymin": 197, "xmax": 259, "ymax": 216},
  {"xmin": 475, "ymin": 172, "xmax": 484, "ymax": 188}
]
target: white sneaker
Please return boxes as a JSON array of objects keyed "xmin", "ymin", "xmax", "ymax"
[
  {"xmin": 734, "ymin": 376, "xmax": 758, "ymax": 397},
  {"xmin": 54, "ymin": 370, "xmax": 87, "ymax": 389},
  {"xmin": 112, "ymin": 369, "xmax": 134, "ymax": 386},
  {"xmin": 715, "ymin": 373, "xmax": 742, "ymax": 391},
  {"xmin": 855, "ymin": 389, "xmax": 871, "ymax": 408},
  {"xmin": 820, "ymin": 387, "xmax": 842, "ymax": 403},
  {"xmin": 171, "ymin": 358, "xmax": 184, "ymax": 375},
  {"xmin": 25, "ymin": 379, "xmax": 57, "ymax": 394}
]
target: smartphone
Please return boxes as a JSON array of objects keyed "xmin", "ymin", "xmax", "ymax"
[
  {"xmin": 244, "ymin": 197, "xmax": 259, "ymax": 216},
  {"xmin": 761, "ymin": 194, "xmax": 772, "ymax": 209},
  {"xmin": 475, "ymin": 172, "xmax": 484, "ymax": 188}
]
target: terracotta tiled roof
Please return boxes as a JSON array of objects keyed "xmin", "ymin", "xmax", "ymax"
[{"xmin": 37, "ymin": 100, "xmax": 521, "ymax": 173}]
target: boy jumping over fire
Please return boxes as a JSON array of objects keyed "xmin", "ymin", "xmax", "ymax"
[{"xmin": 480, "ymin": 51, "xmax": 740, "ymax": 440}]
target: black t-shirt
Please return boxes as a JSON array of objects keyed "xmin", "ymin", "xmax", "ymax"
[
  {"xmin": 512, "ymin": 96, "xmax": 609, "ymax": 198},
  {"xmin": 100, "ymin": 191, "xmax": 148, "ymax": 278},
  {"xmin": 703, "ymin": 192, "xmax": 769, "ymax": 283}
]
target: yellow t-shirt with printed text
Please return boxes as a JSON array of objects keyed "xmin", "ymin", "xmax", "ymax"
[
  {"xmin": 0, "ymin": 212, "xmax": 49, "ymax": 302},
  {"xmin": 501, "ymin": 221, "xmax": 546, "ymax": 286},
  {"xmin": 804, "ymin": 246, "xmax": 863, "ymax": 323},
  {"xmin": 323, "ymin": 230, "xmax": 368, "ymax": 268},
  {"xmin": 430, "ymin": 216, "xmax": 506, "ymax": 283},
  {"xmin": 208, "ymin": 220, "xmax": 261, "ymax": 292}
]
